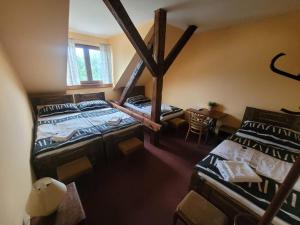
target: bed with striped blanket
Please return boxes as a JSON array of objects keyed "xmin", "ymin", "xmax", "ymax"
[
  {"xmin": 81, "ymin": 108, "xmax": 140, "ymax": 135},
  {"xmin": 33, "ymin": 107, "xmax": 143, "ymax": 177},
  {"xmin": 81, "ymin": 107, "xmax": 143, "ymax": 160},
  {"xmin": 33, "ymin": 111, "xmax": 104, "ymax": 177},
  {"xmin": 34, "ymin": 112, "xmax": 101, "ymax": 157},
  {"xmin": 124, "ymin": 95, "xmax": 183, "ymax": 121},
  {"xmin": 192, "ymin": 118, "xmax": 300, "ymax": 225}
]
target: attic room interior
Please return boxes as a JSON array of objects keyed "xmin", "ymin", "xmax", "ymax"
[{"xmin": 1, "ymin": 0, "xmax": 300, "ymax": 225}]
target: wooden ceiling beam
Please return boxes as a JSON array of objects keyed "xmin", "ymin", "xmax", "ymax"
[
  {"xmin": 119, "ymin": 61, "xmax": 146, "ymax": 105},
  {"xmin": 151, "ymin": 8, "xmax": 167, "ymax": 125},
  {"xmin": 103, "ymin": 0, "xmax": 197, "ymax": 146},
  {"xmin": 103, "ymin": 0, "xmax": 158, "ymax": 76},
  {"xmin": 114, "ymin": 25, "xmax": 154, "ymax": 90},
  {"xmin": 119, "ymin": 35, "xmax": 154, "ymax": 105},
  {"xmin": 164, "ymin": 25, "xmax": 197, "ymax": 74}
]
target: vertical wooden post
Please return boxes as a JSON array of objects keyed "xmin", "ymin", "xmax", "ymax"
[
  {"xmin": 150, "ymin": 8, "xmax": 166, "ymax": 145},
  {"xmin": 150, "ymin": 76, "xmax": 164, "ymax": 144},
  {"xmin": 151, "ymin": 8, "xmax": 166, "ymax": 123}
]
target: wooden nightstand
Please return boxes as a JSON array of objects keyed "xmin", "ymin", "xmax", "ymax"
[{"xmin": 30, "ymin": 182, "xmax": 86, "ymax": 225}]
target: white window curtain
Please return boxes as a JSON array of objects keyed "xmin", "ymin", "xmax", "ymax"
[
  {"xmin": 99, "ymin": 44, "xmax": 112, "ymax": 84},
  {"xmin": 66, "ymin": 39, "xmax": 81, "ymax": 86}
]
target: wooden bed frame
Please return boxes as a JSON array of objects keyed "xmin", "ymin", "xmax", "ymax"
[
  {"xmin": 115, "ymin": 86, "xmax": 162, "ymax": 131},
  {"xmin": 74, "ymin": 92, "xmax": 106, "ymax": 103},
  {"xmin": 29, "ymin": 92, "xmax": 143, "ymax": 177},
  {"xmin": 190, "ymin": 106, "xmax": 300, "ymax": 224},
  {"xmin": 241, "ymin": 107, "xmax": 300, "ymax": 131}
]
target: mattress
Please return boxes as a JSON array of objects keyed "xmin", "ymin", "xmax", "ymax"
[{"xmin": 195, "ymin": 134, "xmax": 300, "ymax": 225}]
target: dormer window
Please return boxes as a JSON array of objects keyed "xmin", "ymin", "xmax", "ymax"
[{"xmin": 67, "ymin": 39, "xmax": 112, "ymax": 88}]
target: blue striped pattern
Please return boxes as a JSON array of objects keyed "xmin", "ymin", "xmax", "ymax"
[
  {"xmin": 38, "ymin": 103, "xmax": 80, "ymax": 117},
  {"xmin": 77, "ymin": 100, "xmax": 110, "ymax": 111}
]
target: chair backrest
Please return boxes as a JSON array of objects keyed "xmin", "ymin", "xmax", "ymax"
[{"xmin": 189, "ymin": 112, "xmax": 207, "ymax": 131}]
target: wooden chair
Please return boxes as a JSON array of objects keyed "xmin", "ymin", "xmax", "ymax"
[
  {"xmin": 185, "ymin": 111, "xmax": 208, "ymax": 144},
  {"xmin": 173, "ymin": 191, "xmax": 228, "ymax": 225}
]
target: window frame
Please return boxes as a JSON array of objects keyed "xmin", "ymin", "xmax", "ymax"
[{"xmin": 74, "ymin": 43, "xmax": 110, "ymax": 86}]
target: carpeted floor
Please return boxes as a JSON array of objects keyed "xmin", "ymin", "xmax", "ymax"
[{"xmin": 77, "ymin": 131, "xmax": 217, "ymax": 225}]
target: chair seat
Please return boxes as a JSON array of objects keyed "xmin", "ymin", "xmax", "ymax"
[
  {"xmin": 176, "ymin": 191, "xmax": 228, "ymax": 225},
  {"xmin": 118, "ymin": 137, "xmax": 144, "ymax": 155}
]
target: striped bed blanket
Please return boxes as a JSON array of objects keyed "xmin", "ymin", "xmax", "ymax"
[
  {"xmin": 33, "ymin": 108, "xmax": 139, "ymax": 157},
  {"xmin": 124, "ymin": 95, "xmax": 183, "ymax": 119},
  {"xmin": 81, "ymin": 108, "xmax": 140, "ymax": 134},
  {"xmin": 195, "ymin": 122, "xmax": 300, "ymax": 225}
]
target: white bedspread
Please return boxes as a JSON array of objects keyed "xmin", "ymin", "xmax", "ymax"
[
  {"xmin": 37, "ymin": 113, "xmax": 92, "ymax": 140},
  {"xmin": 212, "ymin": 140, "xmax": 300, "ymax": 191}
]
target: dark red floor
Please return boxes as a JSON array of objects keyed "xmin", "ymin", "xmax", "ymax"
[{"xmin": 77, "ymin": 131, "xmax": 217, "ymax": 225}]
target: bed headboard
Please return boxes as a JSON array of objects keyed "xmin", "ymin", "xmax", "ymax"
[
  {"xmin": 30, "ymin": 94, "xmax": 74, "ymax": 114},
  {"xmin": 242, "ymin": 107, "xmax": 300, "ymax": 131},
  {"xmin": 73, "ymin": 92, "xmax": 105, "ymax": 103},
  {"xmin": 122, "ymin": 86, "xmax": 145, "ymax": 98}
]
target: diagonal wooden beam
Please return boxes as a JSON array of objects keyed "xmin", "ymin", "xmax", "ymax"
[
  {"xmin": 119, "ymin": 61, "xmax": 145, "ymax": 105},
  {"xmin": 151, "ymin": 8, "xmax": 166, "ymax": 124},
  {"xmin": 103, "ymin": 0, "xmax": 158, "ymax": 76},
  {"xmin": 164, "ymin": 25, "xmax": 197, "ymax": 74},
  {"xmin": 119, "ymin": 35, "xmax": 154, "ymax": 105},
  {"xmin": 115, "ymin": 25, "xmax": 154, "ymax": 90},
  {"xmin": 111, "ymin": 101, "xmax": 161, "ymax": 132},
  {"xmin": 257, "ymin": 155, "xmax": 300, "ymax": 225}
]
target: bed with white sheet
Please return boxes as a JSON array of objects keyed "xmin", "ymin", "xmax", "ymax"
[{"xmin": 190, "ymin": 107, "xmax": 300, "ymax": 225}]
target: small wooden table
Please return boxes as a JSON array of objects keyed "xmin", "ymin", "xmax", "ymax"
[
  {"xmin": 186, "ymin": 108, "xmax": 227, "ymax": 120},
  {"xmin": 30, "ymin": 182, "xmax": 86, "ymax": 225}
]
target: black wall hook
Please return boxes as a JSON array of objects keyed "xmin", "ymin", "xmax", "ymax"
[{"xmin": 270, "ymin": 53, "xmax": 300, "ymax": 81}]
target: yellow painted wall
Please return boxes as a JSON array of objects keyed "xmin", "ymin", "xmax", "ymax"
[
  {"xmin": 146, "ymin": 12, "xmax": 300, "ymax": 127},
  {"xmin": 0, "ymin": 44, "xmax": 34, "ymax": 225},
  {"xmin": 0, "ymin": 0, "xmax": 69, "ymax": 93}
]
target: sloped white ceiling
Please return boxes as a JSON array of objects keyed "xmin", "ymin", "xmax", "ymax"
[
  {"xmin": 69, "ymin": 0, "xmax": 300, "ymax": 37},
  {"xmin": 0, "ymin": 0, "xmax": 69, "ymax": 93}
]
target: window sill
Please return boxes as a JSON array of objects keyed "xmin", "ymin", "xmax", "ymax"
[{"xmin": 66, "ymin": 83, "xmax": 113, "ymax": 90}]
